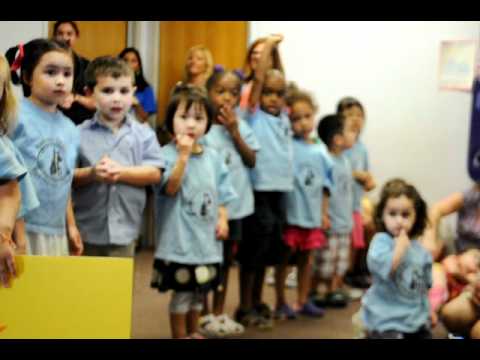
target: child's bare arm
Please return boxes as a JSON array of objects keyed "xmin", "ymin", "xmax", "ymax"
[
  {"xmin": 391, "ymin": 229, "xmax": 411, "ymax": 274},
  {"xmin": 165, "ymin": 135, "xmax": 193, "ymax": 196},
  {"xmin": 322, "ymin": 191, "xmax": 331, "ymax": 230},
  {"xmin": 216, "ymin": 206, "xmax": 229, "ymax": 241},
  {"xmin": 73, "ymin": 167, "xmax": 95, "ymax": 187},
  {"xmin": 13, "ymin": 219, "xmax": 26, "ymax": 255},
  {"xmin": 0, "ymin": 180, "xmax": 20, "ymax": 244},
  {"xmin": 66, "ymin": 196, "xmax": 83, "ymax": 256},
  {"xmin": 218, "ymin": 106, "xmax": 256, "ymax": 168},
  {"xmin": 423, "ymin": 192, "xmax": 464, "ymax": 259},
  {"xmin": 114, "ymin": 166, "xmax": 162, "ymax": 187},
  {"xmin": 248, "ymin": 34, "xmax": 284, "ymax": 109}
]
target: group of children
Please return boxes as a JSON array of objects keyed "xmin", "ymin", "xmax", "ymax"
[{"xmin": 1, "ymin": 32, "xmax": 479, "ymax": 340}]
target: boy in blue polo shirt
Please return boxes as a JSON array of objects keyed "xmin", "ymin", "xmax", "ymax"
[
  {"xmin": 72, "ymin": 56, "xmax": 164, "ymax": 257},
  {"xmin": 312, "ymin": 113, "xmax": 356, "ymax": 307}
]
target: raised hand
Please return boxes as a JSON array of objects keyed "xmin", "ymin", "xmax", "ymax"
[
  {"xmin": 217, "ymin": 105, "xmax": 239, "ymax": 134},
  {"xmin": 175, "ymin": 134, "xmax": 195, "ymax": 157}
]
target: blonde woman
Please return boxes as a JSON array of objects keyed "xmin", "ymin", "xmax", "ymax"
[{"xmin": 183, "ymin": 45, "xmax": 214, "ymax": 88}]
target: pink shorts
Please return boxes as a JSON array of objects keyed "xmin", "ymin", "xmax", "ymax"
[
  {"xmin": 283, "ymin": 225, "xmax": 327, "ymax": 251},
  {"xmin": 351, "ymin": 211, "xmax": 365, "ymax": 249}
]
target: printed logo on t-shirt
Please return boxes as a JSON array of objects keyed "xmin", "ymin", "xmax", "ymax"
[
  {"xmin": 394, "ymin": 261, "xmax": 430, "ymax": 298},
  {"xmin": 34, "ymin": 139, "xmax": 71, "ymax": 183},
  {"xmin": 297, "ymin": 165, "xmax": 322, "ymax": 195},
  {"xmin": 183, "ymin": 190, "xmax": 216, "ymax": 222}
]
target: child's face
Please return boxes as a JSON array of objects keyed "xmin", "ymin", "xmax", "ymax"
[
  {"xmin": 93, "ymin": 75, "xmax": 135, "ymax": 123},
  {"xmin": 208, "ymin": 73, "xmax": 240, "ymax": 114},
  {"xmin": 173, "ymin": 99, "xmax": 208, "ymax": 142},
  {"xmin": 338, "ymin": 117, "xmax": 356, "ymax": 150},
  {"xmin": 29, "ymin": 51, "xmax": 73, "ymax": 110},
  {"xmin": 382, "ymin": 195, "xmax": 416, "ymax": 237},
  {"xmin": 343, "ymin": 105, "xmax": 365, "ymax": 136},
  {"xmin": 260, "ymin": 75, "xmax": 286, "ymax": 116},
  {"xmin": 290, "ymin": 100, "xmax": 315, "ymax": 139},
  {"xmin": 122, "ymin": 52, "xmax": 140, "ymax": 73},
  {"xmin": 54, "ymin": 23, "xmax": 78, "ymax": 48},
  {"xmin": 186, "ymin": 50, "xmax": 207, "ymax": 76},
  {"xmin": 459, "ymin": 250, "xmax": 480, "ymax": 274}
]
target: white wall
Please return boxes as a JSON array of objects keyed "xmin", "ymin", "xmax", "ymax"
[
  {"xmin": 250, "ymin": 22, "xmax": 478, "ymax": 205},
  {"xmin": 0, "ymin": 21, "xmax": 48, "ymax": 98}
]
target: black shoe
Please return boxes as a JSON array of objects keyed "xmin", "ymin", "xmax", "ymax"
[
  {"xmin": 352, "ymin": 275, "xmax": 371, "ymax": 289},
  {"xmin": 326, "ymin": 291, "xmax": 349, "ymax": 308}
]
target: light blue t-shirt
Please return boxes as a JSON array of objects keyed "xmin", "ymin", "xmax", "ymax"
[
  {"xmin": 362, "ymin": 232, "xmax": 432, "ymax": 333},
  {"xmin": 247, "ymin": 108, "xmax": 293, "ymax": 192},
  {"xmin": 201, "ymin": 119, "xmax": 260, "ymax": 220},
  {"xmin": 0, "ymin": 136, "xmax": 39, "ymax": 218},
  {"xmin": 328, "ymin": 152, "xmax": 354, "ymax": 235},
  {"xmin": 345, "ymin": 140, "xmax": 369, "ymax": 211},
  {"xmin": 154, "ymin": 142, "xmax": 237, "ymax": 265},
  {"xmin": 73, "ymin": 113, "xmax": 165, "ymax": 246},
  {"xmin": 286, "ymin": 138, "xmax": 334, "ymax": 229},
  {"xmin": 10, "ymin": 98, "xmax": 80, "ymax": 235}
]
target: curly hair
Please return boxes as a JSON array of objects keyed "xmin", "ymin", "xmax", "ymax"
[{"xmin": 374, "ymin": 178, "xmax": 428, "ymax": 239}]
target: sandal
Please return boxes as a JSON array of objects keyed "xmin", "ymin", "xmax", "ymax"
[
  {"xmin": 216, "ymin": 314, "xmax": 245, "ymax": 335},
  {"xmin": 199, "ymin": 314, "xmax": 228, "ymax": 338}
]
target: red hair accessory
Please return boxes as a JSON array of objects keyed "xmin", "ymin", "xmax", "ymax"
[{"xmin": 10, "ymin": 44, "xmax": 24, "ymax": 72}]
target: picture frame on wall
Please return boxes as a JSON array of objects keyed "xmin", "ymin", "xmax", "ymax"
[{"xmin": 438, "ymin": 40, "xmax": 478, "ymax": 92}]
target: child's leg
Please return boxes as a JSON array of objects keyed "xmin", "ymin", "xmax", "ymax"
[
  {"xmin": 213, "ymin": 266, "xmax": 229, "ymax": 315},
  {"xmin": 252, "ymin": 266, "xmax": 266, "ymax": 307},
  {"xmin": 332, "ymin": 234, "xmax": 351, "ymax": 292},
  {"xmin": 274, "ymin": 252, "xmax": 290, "ymax": 309},
  {"xmin": 187, "ymin": 291, "xmax": 204, "ymax": 336},
  {"xmin": 169, "ymin": 292, "xmax": 190, "ymax": 339},
  {"xmin": 441, "ymin": 291, "xmax": 478, "ymax": 336},
  {"xmin": 297, "ymin": 250, "xmax": 313, "ymax": 306},
  {"xmin": 239, "ymin": 266, "xmax": 255, "ymax": 311},
  {"xmin": 470, "ymin": 320, "xmax": 480, "ymax": 339}
]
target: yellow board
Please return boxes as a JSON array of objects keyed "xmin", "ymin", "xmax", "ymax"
[{"xmin": 0, "ymin": 255, "xmax": 133, "ymax": 339}]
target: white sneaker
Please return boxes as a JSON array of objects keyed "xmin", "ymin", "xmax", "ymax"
[
  {"xmin": 348, "ymin": 288, "xmax": 364, "ymax": 300},
  {"xmin": 199, "ymin": 314, "xmax": 226, "ymax": 338}
]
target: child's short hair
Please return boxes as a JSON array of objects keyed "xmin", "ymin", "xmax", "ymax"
[
  {"xmin": 5, "ymin": 38, "xmax": 72, "ymax": 97},
  {"xmin": 285, "ymin": 82, "xmax": 318, "ymax": 113},
  {"xmin": 205, "ymin": 65, "xmax": 243, "ymax": 94},
  {"xmin": 337, "ymin": 96, "xmax": 365, "ymax": 116},
  {"xmin": 317, "ymin": 114, "xmax": 345, "ymax": 148},
  {"xmin": 374, "ymin": 178, "xmax": 428, "ymax": 239},
  {"xmin": 164, "ymin": 83, "xmax": 214, "ymax": 135},
  {"xmin": 0, "ymin": 55, "xmax": 17, "ymax": 135},
  {"xmin": 53, "ymin": 21, "xmax": 80, "ymax": 36},
  {"xmin": 84, "ymin": 56, "xmax": 134, "ymax": 90}
]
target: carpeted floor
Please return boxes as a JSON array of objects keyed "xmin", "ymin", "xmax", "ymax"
[{"xmin": 131, "ymin": 249, "xmax": 448, "ymax": 339}]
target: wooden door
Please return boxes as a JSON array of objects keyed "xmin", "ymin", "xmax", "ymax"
[
  {"xmin": 48, "ymin": 21, "xmax": 127, "ymax": 60},
  {"xmin": 158, "ymin": 21, "xmax": 248, "ymax": 125}
]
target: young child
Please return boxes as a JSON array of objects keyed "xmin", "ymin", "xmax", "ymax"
[
  {"xmin": 234, "ymin": 61, "xmax": 293, "ymax": 329},
  {"xmin": 72, "ymin": 56, "xmax": 164, "ymax": 258},
  {"xmin": 198, "ymin": 66, "xmax": 260, "ymax": 337},
  {"xmin": 272, "ymin": 86, "xmax": 333, "ymax": 320},
  {"xmin": 150, "ymin": 84, "xmax": 237, "ymax": 339},
  {"xmin": 338, "ymin": 97, "xmax": 376, "ymax": 291},
  {"xmin": 312, "ymin": 113, "xmax": 356, "ymax": 308},
  {"xmin": 7, "ymin": 39, "xmax": 82, "ymax": 256},
  {"xmin": 362, "ymin": 179, "xmax": 432, "ymax": 339},
  {"xmin": 0, "ymin": 54, "xmax": 38, "ymax": 287}
]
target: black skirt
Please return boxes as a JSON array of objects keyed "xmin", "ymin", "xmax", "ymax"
[{"xmin": 151, "ymin": 259, "xmax": 223, "ymax": 293}]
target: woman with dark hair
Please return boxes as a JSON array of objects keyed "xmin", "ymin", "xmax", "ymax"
[
  {"xmin": 119, "ymin": 47, "xmax": 157, "ymax": 124},
  {"xmin": 53, "ymin": 21, "xmax": 96, "ymax": 125}
]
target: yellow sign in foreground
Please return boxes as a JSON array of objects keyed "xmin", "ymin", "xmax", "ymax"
[{"xmin": 0, "ymin": 255, "xmax": 133, "ymax": 339}]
